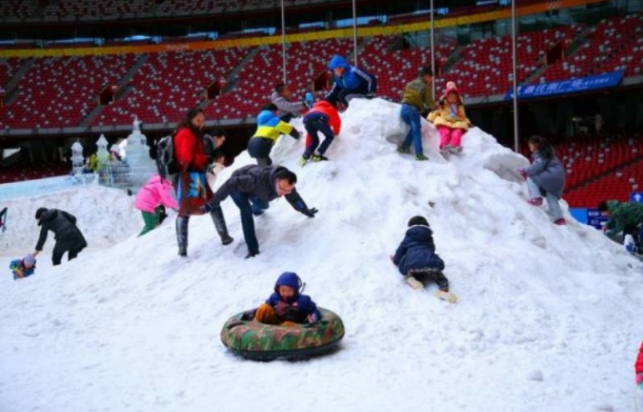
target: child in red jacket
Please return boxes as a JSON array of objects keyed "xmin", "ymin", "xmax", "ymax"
[
  {"xmin": 636, "ymin": 341, "xmax": 643, "ymax": 388},
  {"xmin": 298, "ymin": 100, "xmax": 341, "ymax": 166}
]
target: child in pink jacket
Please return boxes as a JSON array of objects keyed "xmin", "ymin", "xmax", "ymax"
[{"xmin": 134, "ymin": 175, "xmax": 179, "ymax": 236}]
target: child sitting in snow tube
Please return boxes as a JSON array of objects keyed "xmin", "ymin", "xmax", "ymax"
[
  {"xmin": 391, "ymin": 216, "xmax": 457, "ymax": 303},
  {"xmin": 427, "ymin": 81, "xmax": 471, "ymax": 156},
  {"xmin": 221, "ymin": 272, "xmax": 344, "ymax": 360}
]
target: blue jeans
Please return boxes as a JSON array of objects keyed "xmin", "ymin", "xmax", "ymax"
[
  {"xmin": 401, "ymin": 104, "xmax": 423, "ymax": 155},
  {"xmin": 526, "ymin": 177, "xmax": 563, "ymax": 221},
  {"xmin": 303, "ymin": 113, "xmax": 335, "ymax": 158},
  {"xmin": 230, "ymin": 192, "xmax": 269, "ymax": 254}
]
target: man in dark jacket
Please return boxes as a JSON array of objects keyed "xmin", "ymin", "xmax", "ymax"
[
  {"xmin": 33, "ymin": 208, "xmax": 88, "ymax": 265},
  {"xmin": 204, "ymin": 165, "xmax": 318, "ymax": 259}
]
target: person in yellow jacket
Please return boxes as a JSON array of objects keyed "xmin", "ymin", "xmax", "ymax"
[
  {"xmin": 247, "ymin": 103, "xmax": 301, "ymax": 165},
  {"xmin": 427, "ymin": 82, "xmax": 471, "ymax": 155}
]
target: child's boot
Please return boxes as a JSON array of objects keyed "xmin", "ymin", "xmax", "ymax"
[
  {"xmin": 297, "ymin": 156, "xmax": 309, "ymax": 167},
  {"xmin": 405, "ymin": 275, "xmax": 424, "ymax": 290},
  {"xmin": 397, "ymin": 145, "xmax": 411, "ymax": 154},
  {"xmin": 312, "ymin": 154, "xmax": 328, "ymax": 162},
  {"xmin": 415, "ymin": 153, "xmax": 429, "ymax": 161},
  {"xmin": 436, "ymin": 290, "xmax": 458, "ymax": 304}
]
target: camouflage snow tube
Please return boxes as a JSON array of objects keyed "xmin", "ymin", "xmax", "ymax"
[{"xmin": 221, "ymin": 308, "xmax": 345, "ymax": 360}]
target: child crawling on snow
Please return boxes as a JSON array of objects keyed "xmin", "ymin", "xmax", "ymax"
[
  {"xmin": 10, "ymin": 254, "xmax": 36, "ymax": 280},
  {"xmin": 391, "ymin": 216, "xmax": 456, "ymax": 303},
  {"xmin": 243, "ymin": 272, "xmax": 322, "ymax": 326}
]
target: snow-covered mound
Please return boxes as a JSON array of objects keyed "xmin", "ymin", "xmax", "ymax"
[
  {"xmin": 0, "ymin": 185, "xmax": 140, "ymax": 255},
  {"xmin": 1, "ymin": 99, "xmax": 642, "ymax": 412}
]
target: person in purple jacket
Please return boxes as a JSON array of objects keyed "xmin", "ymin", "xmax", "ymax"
[{"xmin": 243, "ymin": 272, "xmax": 322, "ymax": 326}]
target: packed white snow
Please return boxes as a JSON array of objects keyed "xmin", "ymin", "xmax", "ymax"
[{"xmin": 1, "ymin": 99, "xmax": 642, "ymax": 412}]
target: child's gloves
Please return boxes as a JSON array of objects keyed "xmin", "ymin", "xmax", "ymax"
[
  {"xmin": 241, "ymin": 309, "xmax": 256, "ymax": 321},
  {"xmin": 304, "ymin": 92, "xmax": 314, "ymax": 109},
  {"xmin": 636, "ymin": 373, "xmax": 643, "ymax": 388}
]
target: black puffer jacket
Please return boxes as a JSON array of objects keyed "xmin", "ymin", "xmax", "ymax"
[
  {"xmin": 209, "ymin": 165, "xmax": 309, "ymax": 212},
  {"xmin": 36, "ymin": 209, "xmax": 88, "ymax": 252}
]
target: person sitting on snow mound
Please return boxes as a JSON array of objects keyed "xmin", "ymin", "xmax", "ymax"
[
  {"xmin": 325, "ymin": 55, "xmax": 377, "ymax": 110},
  {"xmin": 10, "ymin": 254, "xmax": 36, "ymax": 280},
  {"xmin": 297, "ymin": 99, "xmax": 341, "ymax": 166},
  {"xmin": 247, "ymin": 103, "xmax": 301, "ymax": 166},
  {"xmin": 391, "ymin": 216, "xmax": 456, "ymax": 303},
  {"xmin": 598, "ymin": 200, "xmax": 643, "ymax": 248},
  {"xmin": 242, "ymin": 272, "xmax": 322, "ymax": 326},
  {"xmin": 517, "ymin": 136, "xmax": 567, "ymax": 226},
  {"xmin": 427, "ymin": 81, "xmax": 471, "ymax": 156}
]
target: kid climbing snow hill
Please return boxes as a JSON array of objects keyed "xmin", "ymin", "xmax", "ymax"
[{"xmin": 298, "ymin": 100, "xmax": 341, "ymax": 166}]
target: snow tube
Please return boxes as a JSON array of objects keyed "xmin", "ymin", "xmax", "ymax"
[{"xmin": 221, "ymin": 308, "xmax": 345, "ymax": 360}]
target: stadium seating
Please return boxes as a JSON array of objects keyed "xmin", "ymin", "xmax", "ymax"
[
  {"xmin": 0, "ymin": 0, "xmax": 37, "ymax": 20},
  {"xmin": 0, "ymin": 58, "xmax": 20, "ymax": 89},
  {"xmin": 42, "ymin": 0, "xmax": 152, "ymax": 18}
]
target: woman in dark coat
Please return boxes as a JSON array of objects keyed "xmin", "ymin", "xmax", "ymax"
[{"xmin": 33, "ymin": 207, "xmax": 88, "ymax": 265}]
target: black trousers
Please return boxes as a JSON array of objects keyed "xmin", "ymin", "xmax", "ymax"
[{"xmin": 52, "ymin": 246, "xmax": 84, "ymax": 266}]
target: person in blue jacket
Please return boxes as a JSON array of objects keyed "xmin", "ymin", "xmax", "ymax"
[
  {"xmin": 391, "ymin": 216, "xmax": 450, "ymax": 292},
  {"xmin": 247, "ymin": 103, "xmax": 301, "ymax": 166},
  {"xmin": 10, "ymin": 254, "xmax": 36, "ymax": 280},
  {"xmin": 243, "ymin": 272, "xmax": 322, "ymax": 326},
  {"xmin": 325, "ymin": 55, "xmax": 377, "ymax": 108}
]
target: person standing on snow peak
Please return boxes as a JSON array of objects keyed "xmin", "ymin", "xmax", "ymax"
[
  {"xmin": 33, "ymin": 207, "xmax": 88, "ymax": 266},
  {"xmin": 270, "ymin": 83, "xmax": 310, "ymax": 123},
  {"xmin": 203, "ymin": 165, "xmax": 317, "ymax": 259},
  {"xmin": 173, "ymin": 107, "xmax": 233, "ymax": 257},
  {"xmin": 325, "ymin": 55, "xmax": 377, "ymax": 109},
  {"xmin": 397, "ymin": 66, "xmax": 435, "ymax": 161},
  {"xmin": 247, "ymin": 103, "xmax": 301, "ymax": 166}
]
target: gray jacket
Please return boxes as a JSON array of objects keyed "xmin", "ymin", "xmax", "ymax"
[
  {"xmin": 270, "ymin": 91, "xmax": 305, "ymax": 119},
  {"xmin": 209, "ymin": 165, "xmax": 309, "ymax": 212},
  {"xmin": 525, "ymin": 153, "xmax": 566, "ymax": 198}
]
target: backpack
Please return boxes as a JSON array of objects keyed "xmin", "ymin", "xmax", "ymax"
[{"xmin": 156, "ymin": 135, "xmax": 179, "ymax": 182}]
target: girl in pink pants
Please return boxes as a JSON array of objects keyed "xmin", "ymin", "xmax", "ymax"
[{"xmin": 428, "ymin": 81, "xmax": 471, "ymax": 155}]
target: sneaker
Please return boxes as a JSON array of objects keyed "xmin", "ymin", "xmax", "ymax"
[
  {"xmin": 527, "ymin": 198, "xmax": 543, "ymax": 206},
  {"xmin": 405, "ymin": 275, "xmax": 424, "ymax": 290},
  {"xmin": 297, "ymin": 156, "xmax": 309, "ymax": 167},
  {"xmin": 554, "ymin": 218, "xmax": 567, "ymax": 226},
  {"xmin": 435, "ymin": 290, "xmax": 458, "ymax": 304},
  {"xmin": 415, "ymin": 154, "xmax": 429, "ymax": 161},
  {"xmin": 178, "ymin": 248, "xmax": 187, "ymax": 257},
  {"xmin": 397, "ymin": 145, "xmax": 411, "ymax": 154},
  {"xmin": 312, "ymin": 154, "xmax": 328, "ymax": 162}
]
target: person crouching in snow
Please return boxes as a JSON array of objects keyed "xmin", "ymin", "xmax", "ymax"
[
  {"xmin": 134, "ymin": 175, "xmax": 179, "ymax": 236},
  {"xmin": 391, "ymin": 216, "xmax": 456, "ymax": 303},
  {"xmin": 325, "ymin": 55, "xmax": 377, "ymax": 109},
  {"xmin": 298, "ymin": 100, "xmax": 341, "ymax": 166},
  {"xmin": 10, "ymin": 254, "xmax": 36, "ymax": 280},
  {"xmin": 398, "ymin": 66, "xmax": 435, "ymax": 161},
  {"xmin": 242, "ymin": 272, "xmax": 322, "ymax": 327},
  {"xmin": 517, "ymin": 135, "xmax": 567, "ymax": 226},
  {"xmin": 247, "ymin": 103, "xmax": 301, "ymax": 166},
  {"xmin": 428, "ymin": 81, "xmax": 471, "ymax": 156}
]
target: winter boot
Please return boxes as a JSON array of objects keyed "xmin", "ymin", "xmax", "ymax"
[
  {"xmin": 210, "ymin": 206, "xmax": 233, "ymax": 245},
  {"xmin": 397, "ymin": 145, "xmax": 411, "ymax": 154},
  {"xmin": 449, "ymin": 145, "xmax": 463, "ymax": 154},
  {"xmin": 297, "ymin": 156, "xmax": 309, "ymax": 167},
  {"xmin": 312, "ymin": 154, "xmax": 328, "ymax": 162},
  {"xmin": 528, "ymin": 198, "xmax": 544, "ymax": 206},
  {"xmin": 435, "ymin": 290, "xmax": 458, "ymax": 304},
  {"xmin": 554, "ymin": 218, "xmax": 567, "ymax": 226},
  {"xmin": 415, "ymin": 154, "xmax": 429, "ymax": 161},
  {"xmin": 405, "ymin": 275, "xmax": 424, "ymax": 290},
  {"xmin": 176, "ymin": 216, "xmax": 189, "ymax": 257},
  {"xmin": 245, "ymin": 251, "xmax": 260, "ymax": 259}
]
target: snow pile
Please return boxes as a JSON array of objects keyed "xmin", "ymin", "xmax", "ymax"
[
  {"xmin": 1, "ymin": 99, "xmax": 642, "ymax": 412},
  {"xmin": 0, "ymin": 185, "xmax": 140, "ymax": 255}
]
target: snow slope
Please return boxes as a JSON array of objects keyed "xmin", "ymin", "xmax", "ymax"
[
  {"xmin": 0, "ymin": 185, "xmax": 141, "ymax": 255},
  {"xmin": 1, "ymin": 99, "xmax": 642, "ymax": 412}
]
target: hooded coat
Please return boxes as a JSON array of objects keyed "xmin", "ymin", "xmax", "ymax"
[
  {"xmin": 327, "ymin": 55, "xmax": 377, "ymax": 94},
  {"xmin": 427, "ymin": 84, "xmax": 471, "ymax": 130},
  {"xmin": 393, "ymin": 225, "xmax": 445, "ymax": 275},
  {"xmin": 265, "ymin": 272, "xmax": 322, "ymax": 323},
  {"xmin": 305, "ymin": 100, "xmax": 342, "ymax": 135},
  {"xmin": 525, "ymin": 151, "xmax": 566, "ymax": 199},
  {"xmin": 604, "ymin": 201, "xmax": 643, "ymax": 239},
  {"xmin": 134, "ymin": 175, "xmax": 179, "ymax": 213},
  {"xmin": 35, "ymin": 209, "xmax": 88, "ymax": 253},
  {"xmin": 252, "ymin": 110, "xmax": 296, "ymax": 143}
]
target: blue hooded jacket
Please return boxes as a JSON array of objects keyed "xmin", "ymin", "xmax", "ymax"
[
  {"xmin": 327, "ymin": 55, "xmax": 377, "ymax": 93},
  {"xmin": 266, "ymin": 272, "xmax": 322, "ymax": 323},
  {"xmin": 393, "ymin": 225, "xmax": 445, "ymax": 275}
]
